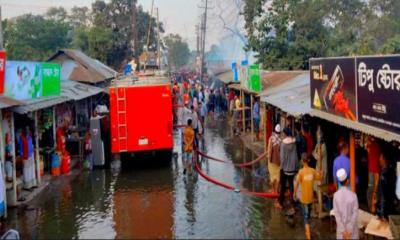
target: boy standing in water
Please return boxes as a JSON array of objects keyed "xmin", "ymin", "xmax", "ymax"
[
  {"xmin": 183, "ymin": 119, "xmax": 195, "ymax": 175},
  {"xmin": 294, "ymin": 153, "xmax": 322, "ymax": 240}
]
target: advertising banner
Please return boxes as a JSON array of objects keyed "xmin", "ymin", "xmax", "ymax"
[
  {"xmin": 0, "ymin": 51, "xmax": 5, "ymax": 94},
  {"xmin": 356, "ymin": 55, "xmax": 400, "ymax": 134},
  {"xmin": 42, "ymin": 62, "xmax": 60, "ymax": 97},
  {"xmin": 5, "ymin": 61, "xmax": 43, "ymax": 100},
  {"xmin": 249, "ymin": 64, "xmax": 261, "ymax": 92},
  {"xmin": 5, "ymin": 61, "xmax": 61, "ymax": 100},
  {"xmin": 310, "ymin": 58, "xmax": 357, "ymax": 121}
]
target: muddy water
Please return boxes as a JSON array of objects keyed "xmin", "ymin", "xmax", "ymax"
[{"xmin": 4, "ymin": 119, "xmax": 334, "ymax": 239}]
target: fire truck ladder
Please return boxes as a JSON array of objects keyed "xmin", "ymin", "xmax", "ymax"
[{"xmin": 116, "ymin": 87, "xmax": 128, "ymax": 152}]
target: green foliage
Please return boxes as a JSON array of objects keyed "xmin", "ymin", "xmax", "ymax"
[
  {"xmin": 3, "ymin": 14, "xmax": 70, "ymax": 61},
  {"xmin": 3, "ymin": 0, "xmax": 165, "ymax": 69},
  {"xmin": 243, "ymin": 0, "xmax": 400, "ymax": 70},
  {"xmin": 164, "ymin": 34, "xmax": 190, "ymax": 71}
]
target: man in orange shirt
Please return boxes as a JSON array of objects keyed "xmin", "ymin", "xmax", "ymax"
[
  {"xmin": 183, "ymin": 119, "xmax": 195, "ymax": 175},
  {"xmin": 294, "ymin": 153, "xmax": 322, "ymax": 240}
]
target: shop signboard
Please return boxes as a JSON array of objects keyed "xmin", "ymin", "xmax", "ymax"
[
  {"xmin": 231, "ymin": 62, "xmax": 238, "ymax": 82},
  {"xmin": 248, "ymin": 64, "xmax": 261, "ymax": 92},
  {"xmin": 0, "ymin": 51, "xmax": 6, "ymax": 94},
  {"xmin": 5, "ymin": 61, "xmax": 61, "ymax": 100},
  {"xmin": 356, "ymin": 55, "xmax": 400, "ymax": 134},
  {"xmin": 42, "ymin": 63, "xmax": 60, "ymax": 97},
  {"xmin": 310, "ymin": 57, "xmax": 357, "ymax": 121}
]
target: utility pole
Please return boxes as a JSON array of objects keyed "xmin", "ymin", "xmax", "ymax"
[
  {"xmin": 195, "ymin": 24, "xmax": 199, "ymax": 55},
  {"xmin": 132, "ymin": 2, "xmax": 139, "ymax": 71},
  {"xmin": 198, "ymin": 0, "xmax": 212, "ymax": 83},
  {"xmin": 0, "ymin": 6, "xmax": 3, "ymax": 50},
  {"xmin": 145, "ymin": 0, "xmax": 155, "ymax": 72},
  {"xmin": 156, "ymin": 8, "xmax": 161, "ymax": 70}
]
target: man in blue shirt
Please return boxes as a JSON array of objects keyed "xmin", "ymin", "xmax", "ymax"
[{"xmin": 333, "ymin": 142, "xmax": 350, "ymax": 188}]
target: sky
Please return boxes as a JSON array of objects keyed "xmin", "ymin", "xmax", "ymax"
[{"xmin": 0, "ymin": 0, "xmax": 222, "ymax": 50}]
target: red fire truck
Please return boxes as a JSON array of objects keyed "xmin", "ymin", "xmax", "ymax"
[{"xmin": 109, "ymin": 75, "xmax": 173, "ymax": 156}]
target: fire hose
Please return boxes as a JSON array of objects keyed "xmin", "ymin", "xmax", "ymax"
[
  {"xmin": 194, "ymin": 151, "xmax": 281, "ymax": 199},
  {"xmin": 197, "ymin": 150, "xmax": 267, "ymax": 168}
]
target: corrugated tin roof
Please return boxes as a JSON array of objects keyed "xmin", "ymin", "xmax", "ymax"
[
  {"xmin": 260, "ymin": 70, "xmax": 307, "ymax": 95},
  {"xmin": 0, "ymin": 96, "xmax": 22, "ymax": 109},
  {"xmin": 259, "ymin": 72, "xmax": 309, "ymax": 97},
  {"xmin": 12, "ymin": 96, "xmax": 69, "ymax": 114},
  {"xmin": 262, "ymin": 84, "xmax": 311, "ymax": 117},
  {"xmin": 48, "ymin": 49, "xmax": 117, "ymax": 84},
  {"xmin": 310, "ymin": 109, "xmax": 400, "ymax": 143},
  {"xmin": 61, "ymin": 80, "xmax": 103, "ymax": 101}
]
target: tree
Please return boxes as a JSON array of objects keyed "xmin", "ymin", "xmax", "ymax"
[
  {"xmin": 45, "ymin": 7, "xmax": 68, "ymax": 22},
  {"xmin": 164, "ymin": 34, "xmax": 190, "ymax": 71},
  {"xmin": 4, "ymin": 14, "xmax": 70, "ymax": 61}
]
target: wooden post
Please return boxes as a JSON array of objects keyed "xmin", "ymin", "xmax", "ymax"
[
  {"xmin": 350, "ymin": 132, "xmax": 356, "ymax": 192},
  {"xmin": 34, "ymin": 111, "xmax": 41, "ymax": 184},
  {"xmin": 0, "ymin": 110, "xmax": 7, "ymax": 217},
  {"xmin": 53, "ymin": 106, "xmax": 57, "ymax": 149},
  {"xmin": 241, "ymin": 90, "xmax": 245, "ymax": 133},
  {"xmin": 10, "ymin": 112, "xmax": 17, "ymax": 206},
  {"xmin": 250, "ymin": 95, "xmax": 254, "ymax": 140}
]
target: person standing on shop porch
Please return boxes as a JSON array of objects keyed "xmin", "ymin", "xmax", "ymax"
[
  {"xmin": 333, "ymin": 142, "xmax": 350, "ymax": 189},
  {"xmin": 20, "ymin": 128, "xmax": 36, "ymax": 190},
  {"xmin": 267, "ymin": 124, "xmax": 281, "ymax": 193},
  {"xmin": 333, "ymin": 168, "xmax": 359, "ymax": 240},
  {"xmin": 253, "ymin": 99, "xmax": 260, "ymax": 141},
  {"xmin": 276, "ymin": 127, "xmax": 298, "ymax": 211},
  {"xmin": 84, "ymin": 131, "xmax": 93, "ymax": 170}
]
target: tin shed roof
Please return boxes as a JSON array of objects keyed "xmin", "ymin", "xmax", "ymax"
[
  {"xmin": 61, "ymin": 80, "xmax": 104, "ymax": 101},
  {"xmin": 310, "ymin": 109, "xmax": 400, "ymax": 143},
  {"xmin": 48, "ymin": 49, "xmax": 117, "ymax": 84},
  {"xmin": 12, "ymin": 96, "xmax": 69, "ymax": 114},
  {"xmin": 0, "ymin": 96, "xmax": 22, "ymax": 109},
  {"xmin": 260, "ymin": 73, "xmax": 311, "ymax": 117}
]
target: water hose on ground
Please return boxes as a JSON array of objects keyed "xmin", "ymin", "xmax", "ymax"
[
  {"xmin": 194, "ymin": 151, "xmax": 281, "ymax": 199},
  {"xmin": 197, "ymin": 150, "xmax": 267, "ymax": 168}
]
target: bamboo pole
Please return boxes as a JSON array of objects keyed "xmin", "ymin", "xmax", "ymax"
[
  {"xmin": 241, "ymin": 90, "xmax": 245, "ymax": 133},
  {"xmin": 0, "ymin": 110, "xmax": 7, "ymax": 217},
  {"xmin": 250, "ymin": 95, "xmax": 254, "ymax": 140},
  {"xmin": 11, "ymin": 112, "xmax": 17, "ymax": 206},
  {"xmin": 350, "ymin": 132, "xmax": 356, "ymax": 192},
  {"xmin": 34, "ymin": 111, "xmax": 41, "ymax": 184}
]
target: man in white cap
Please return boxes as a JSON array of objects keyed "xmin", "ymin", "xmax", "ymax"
[
  {"xmin": 333, "ymin": 168, "xmax": 359, "ymax": 240},
  {"xmin": 267, "ymin": 124, "xmax": 282, "ymax": 193}
]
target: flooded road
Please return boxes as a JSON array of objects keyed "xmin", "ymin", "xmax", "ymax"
[{"xmin": 5, "ymin": 119, "xmax": 334, "ymax": 239}]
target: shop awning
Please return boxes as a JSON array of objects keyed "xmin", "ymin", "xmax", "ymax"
[
  {"xmin": 61, "ymin": 80, "xmax": 104, "ymax": 101},
  {"xmin": 260, "ymin": 73, "xmax": 311, "ymax": 117},
  {"xmin": 228, "ymin": 83, "xmax": 259, "ymax": 95},
  {"xmin": 12, "ymin": 96, "xmax": 69, "ymax": 114},
  {"xmin": 0, "ymin": 96, "xmax": 22, "ymax": 109},
  {"xmin": 310, "ymin": 109, "xmax": 400, "ymax": 143}
]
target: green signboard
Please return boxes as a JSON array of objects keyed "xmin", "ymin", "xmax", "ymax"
[
  {"xmin": 249, "ymin": 64, "xmax": 261, "ymax": 92},
  {"xmin": 42, "ymin": 63, "xmax": 60, "ymax": 97}
]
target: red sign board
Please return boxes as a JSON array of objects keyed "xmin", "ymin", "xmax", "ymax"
[{"xmin": 0, "ymin": 51, "xmax": 6, "ymax": 94}]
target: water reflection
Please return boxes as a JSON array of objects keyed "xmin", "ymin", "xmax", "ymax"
[{"xmin": 3, "ymin": 119, "xmax": 334, "ymax": 239}]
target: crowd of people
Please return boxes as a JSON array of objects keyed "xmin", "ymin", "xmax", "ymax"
[
  {"xmin": 172, "ymin": 71, "xmax": 399, "ymax": 239},
  {"xmin": 266, "ymin": 121, "xmax": 398, "ymax": 239}
]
